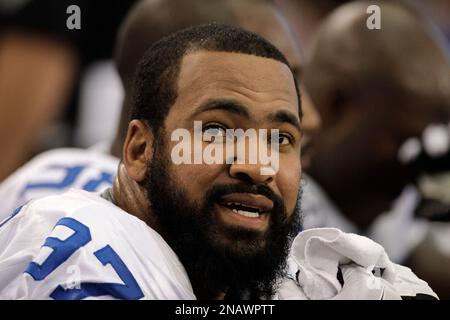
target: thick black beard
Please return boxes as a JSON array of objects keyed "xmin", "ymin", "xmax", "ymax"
[{"xmin": 144, "ymin": 134, "xmax": 302, "ymax": 299}]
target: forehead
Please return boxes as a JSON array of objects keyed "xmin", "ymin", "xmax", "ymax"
[{"xmin": 173, "ymin": 50, "xmax": 299, "ymax": 116}]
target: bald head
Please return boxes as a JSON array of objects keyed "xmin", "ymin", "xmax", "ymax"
[
  {"xmin": 305, "ymin": 0, "xmax": 450, "ymax": 126},
  {"xmin": 115, "ymin": 0, "xmax": 237, "ymax": 90},
  {"xmin": 305, "ymin": 1, "xmax": 450, "ymax": 229}
]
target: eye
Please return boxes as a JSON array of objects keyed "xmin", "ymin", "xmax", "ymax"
[
  {"xmin": 202, "ymin": 123, "xmax": 228, "ymax": 142},
  {"xmin": 271, "ymin": 132, "xmax": 293, "ymax": 146},
  {"xmin": 279, "ymin": 134, "xmax": 292, "ymax": 145}
]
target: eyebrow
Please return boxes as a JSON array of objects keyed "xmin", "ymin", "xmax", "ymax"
[
  {"xmin": 190, "ymin": 99, "xmax": 250, "ymax": 119},
  {"xmin": 191, "ymin": 98, "xmax": 302, "ymax": 133},
  {"xmin": 267, "ymin": 110, "xmax": 302, "ymax": 134}
]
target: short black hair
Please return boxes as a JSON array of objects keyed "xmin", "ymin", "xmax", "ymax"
[{"xmin": 131, "ymin": 23, "xmax": 300, "ymax": 133}]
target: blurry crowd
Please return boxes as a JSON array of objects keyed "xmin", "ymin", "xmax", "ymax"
[{"xmin": 1, "ymin": 0, "xmax": 449, "ymax": 298}]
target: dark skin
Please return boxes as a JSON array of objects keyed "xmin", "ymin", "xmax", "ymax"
[
  {"xmin": 274, "ymin": 0, "xmax": 349, "ymax": 51},
  {"xmin": 305, "ymin": 1, "xmax": 450, "ymax": 297},
  {"xmin": 113, "ymin": 51, "xmax": 302, "ymax": 299},
  {"xmin": 110, "ymin": 0, "xmax": 321, "ymax": 169},
  {"xmin": 233, "ymin": 3, "xmax": 321, "ymax": 168},
  {"xmin": 305, "ymin": 2, "xmax": 450, "ymax": 230},
  {"xmin": 308, "ymin": 94, "xmax": 411, "ymax": 229}
]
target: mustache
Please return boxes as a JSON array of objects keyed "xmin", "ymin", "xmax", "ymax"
[{"xmin": 206, "ymin": 183, "xmax": 285, "ymax": 216}]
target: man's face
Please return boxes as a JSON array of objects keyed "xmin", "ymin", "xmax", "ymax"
[
  {"xmin": 145, "ymin": 51, "xmax": 302, "ymax": 296},
  {"xmin": 307, "ymin": 90, "xmax": 412, "ymax": 229}
]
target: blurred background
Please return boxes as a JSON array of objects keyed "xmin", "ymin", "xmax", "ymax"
[{"xmin": 0, "ymin": 0, "xmax": 449, "ymax": 298}]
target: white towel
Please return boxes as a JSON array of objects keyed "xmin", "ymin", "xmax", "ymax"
[{"xmin": 277, "ymin": 228, "xmax": 437, "ymax": 300}]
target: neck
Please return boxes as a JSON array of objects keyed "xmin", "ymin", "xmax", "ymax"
[{"xmin": 112, "ymin": 163, "xmax": 162, "ymax": 232}]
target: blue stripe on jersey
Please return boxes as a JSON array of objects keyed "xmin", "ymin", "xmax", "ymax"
[
  {"xmin": 25, "ymin": 217, "xmax": 92, "ymax": 281},
  {"xmin": 24, "ymin": 217, "xmax": 143, "ymax": 300},
  {"xmin": 21, "ymin": 165, "xmax": 85, "ymax": 194},
  {"xmin": 82, "ymin": 171, "xmax": 114, "ymax": 191},
  {"xmin": 50, "ymin": 245, "xmax": 144, "ymax": 300},
  {"xmin": 19, "ymin": 164, "xmax": 114, "ymax": 194}
]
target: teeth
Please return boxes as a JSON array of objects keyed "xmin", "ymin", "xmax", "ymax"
[
  {"xmin": 236, "ymin": 210, "xmax": 259, "ymax": 218},
  {"xmin": 225, "ymin": 202, "xmax": 261, "ymax": 213}
]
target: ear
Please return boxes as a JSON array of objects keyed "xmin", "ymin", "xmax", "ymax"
[{"xmin": 122, "ymin": 119, "xmax": 153, "ymax": 183}]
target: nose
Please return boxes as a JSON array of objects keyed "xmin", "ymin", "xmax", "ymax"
[{"xmin": 229, "ymin": 161, "xmax": 275, "ymax": 184}]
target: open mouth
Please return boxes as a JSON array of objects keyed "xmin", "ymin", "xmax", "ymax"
[
  {"xmin": 220, "ymin": 202, "xmax": 264, "ymax": 218},
  {"xmin": 215, "ymin": 193, "xmax": 274, "ymax": 230}
]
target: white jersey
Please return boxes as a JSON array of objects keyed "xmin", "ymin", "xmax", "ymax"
[
  {"xmin": 0, "ymin": 189, "xmax": 195, "ymax": 300},
  {"xmin": 0, "ymin": 148, "xmax": 119, "ymax": 222}
]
